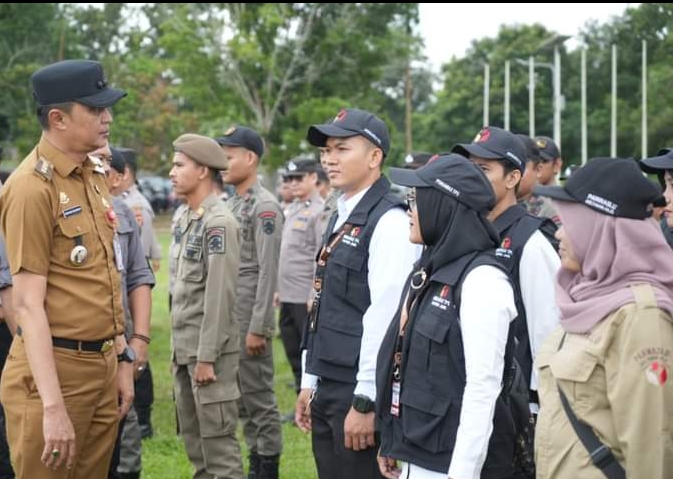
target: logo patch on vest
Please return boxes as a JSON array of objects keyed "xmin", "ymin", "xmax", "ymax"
[
  {"xmin": 343, "ymin": 228, "xmax": 361, "ymax": 247},
  {"xmin": 431, "ymin": 284, "xmax": 451, "ymax": 310},
  {"xmin": 495, "ymin": 236, "xmax": 513, "ymax": 259}
]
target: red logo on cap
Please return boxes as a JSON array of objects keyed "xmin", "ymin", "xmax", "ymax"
[
  {"xmin": 334, "ymin": 109, "xmax": 347, "ymax": 122},
  {"xmin": 427, "ymin": 154, "xmax": 441, "ymax": 164},
  {"xmin": 474, "ymin": 128, "xmax": 491, "ymax": 143}
]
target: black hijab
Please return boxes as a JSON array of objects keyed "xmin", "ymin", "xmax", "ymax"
[{"xmin": 415, "ymin": 186, "xmax": 499, "ymax": 278}]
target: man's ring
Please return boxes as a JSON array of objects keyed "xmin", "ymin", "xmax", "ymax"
[{"xmin": 51, "ymin": 449, "xmax": 60, "ymax": 458}]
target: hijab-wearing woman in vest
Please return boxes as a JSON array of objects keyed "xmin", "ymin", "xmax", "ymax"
[
  {"xmin": 534, "ymin": 157, "xmax": 673, "ymax": 479},
  {"xmin": 376, "ymin": 154, "xmax": 521, "ymax": 479}
]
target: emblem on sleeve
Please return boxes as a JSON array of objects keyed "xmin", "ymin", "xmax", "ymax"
[
  {"xmin": 646, "ymin": 361, "xmax": 668, "ymax": 386},
  {"xmin": 258, "ymin": 211, "xmax": 277, "ymax": 235},
  {"xmin": 206, "ymin": 227, "xmax": 226, "ymax": 254},
  {"xmin": 633, "ymin": 347, "xmax": 670, "ymax": 386}
]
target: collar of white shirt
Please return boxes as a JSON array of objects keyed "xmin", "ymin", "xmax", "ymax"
[{"xmin": 334, "ymin": 186, "xmax": 372, "ymax": 231}]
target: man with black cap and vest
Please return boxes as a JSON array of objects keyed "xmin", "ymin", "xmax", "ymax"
[
  {"xmin": 452, "ymin": 126, "xmax": 560, "ymax": 430},
  {"xmin": 0, "ymin": 59, "xmax": 133, "ymax": 478},
  {"xmin": 275, "ymin": 158, "xmax": 324, "ymax": 404},
  {"xmin": 295, "ymin": 108, "xmax": 420, "ymax": 479},
  {"xmin": 640, "ymin": 147, "xmax": 673, "ymax": 247},
  {"xmin": 217, "ymin": 126, "xmax": 284, "ymax": 479},
  {"xmin": 170, "ymin": 133, "xmax": 244, "ymax": 479}
]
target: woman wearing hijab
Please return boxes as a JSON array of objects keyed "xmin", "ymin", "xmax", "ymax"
[
  {"xmin": 376, "ymin": 154, "xmax": 520, "ymax": 479},
  {"xmin": 534, "ymin": 157, "xmax": 673, "ymax": 479}
]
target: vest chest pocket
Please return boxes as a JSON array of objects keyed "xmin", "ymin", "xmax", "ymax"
[
  {"xmin": 329, "ymin": 247, "xmax": 367, "ymax": 295},
  {"xmin": 406, "ymin": 310, "xmax": 455, "ymax": 393},
  {"xmin": 54, "ymin": 217, "xmax": 92, "ymax": 265}
]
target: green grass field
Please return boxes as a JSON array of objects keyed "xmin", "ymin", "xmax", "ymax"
[{"xmin": 141, "ymin": 214, "xmax": 317, "ymax": 478}]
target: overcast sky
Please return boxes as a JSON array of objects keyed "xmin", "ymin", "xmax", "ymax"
[{"xmin": 418, "ymin": 3, "xmax": 637, "ymax": 70}]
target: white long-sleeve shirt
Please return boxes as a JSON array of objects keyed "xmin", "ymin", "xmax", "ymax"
[{"xmin": 301, "ymin": 187, "xmax": 421, "ymax": 400}]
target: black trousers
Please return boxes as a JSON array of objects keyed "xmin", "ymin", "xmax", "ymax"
[
  {"xmin": 311, "ymin": 378, "xmax": 383, "ymax": 479},
  {"xmin": 279, "ymin": 302, "xmax": 307, "ymax": 392}
]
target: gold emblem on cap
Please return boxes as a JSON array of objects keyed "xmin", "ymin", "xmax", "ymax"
[
  {"xmin": 59, "ymin": 192, "xmax": 70, "ymax": 204},
  {"xmin": 536, "ymin": 138, "xmax": 547, "ymax": 148},
  {"xmin": 224, "ymin": 126, "xmax": 236, "ymax": 136}
]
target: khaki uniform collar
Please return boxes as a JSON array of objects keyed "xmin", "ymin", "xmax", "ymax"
[{"xmin": 37, "ymin": 137, "xmax": 95, "ymax": 177}]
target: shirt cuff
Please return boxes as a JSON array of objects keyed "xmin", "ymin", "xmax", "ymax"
[
  {"xmin": 300, "ymin": 372, "xmax": 318, "ymax": 390},
  {"xmin": 353, "ymin": 380, "xmax": 376, "ymax": 401},
  {"xmin": 196, "ymin": 348, "xmax": 217, "ymax": 363}
]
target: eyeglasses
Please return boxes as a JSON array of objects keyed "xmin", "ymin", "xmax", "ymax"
[{"xmin": 406, "ymin": 191, "xmax": 416, "ymax": 211}]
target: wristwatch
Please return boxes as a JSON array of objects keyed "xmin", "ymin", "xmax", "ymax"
[
  {"xmin": 117, "ymin": 346, "xmax": 136, "ymax": 363},
  {"xmin": 352, "ymin": 394, "xmax": 375, "ymax": 413}
]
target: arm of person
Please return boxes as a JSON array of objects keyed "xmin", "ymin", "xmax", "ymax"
[
  {"xmin": 344, "ymin": 208, "xmax": 420, "ymax": 450},
  {"xmin": 125, "ymin": 218, "xmax": 155, "ymax": 368},
  {"xmin": 247, "ymin": 201, "xmax": 283, "ymax": 353},
  {"xmin": 195, "ymin": 218, "xmax": 241, "ymax": 383},
  {"xmin": 448, "ymin": 265, "xmax": 517, "ymax": 479},
  {"xmin": 519, "ymin": 231, "xmax": 561, "ymax": 391},
  {"xmin": 607, "ymin": 302, "xmax": 673, "ymax": 478},
  {"xmin": 13, "ymin": 271, "xmax": 76, "ymax": 468}
]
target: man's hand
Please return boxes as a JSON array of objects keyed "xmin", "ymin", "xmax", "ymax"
[
  {"xmin": 129, "ymin": 337, "xmax": 148, "ymax": 380},
  {"xmin": 151, "ymin": 258, "xmax": 161, "ymax": 272},
  {"xmin": 344, "ymin": 408, "xmax": 376, "ymax": 451},
  {"xmin": 41, "ymin": 403, "xmax": 76, "ymax": 470},
  {"xmin": 245, "ymin": 332, "xmax": 267, "ymax": 356},
  {"xmin": 273, "ymin": 292, "xmax": 280, "ymax": 308},
  {"xmin": 377, "ymin": 452, "xmax": 401, "ymax": 479},
  {"xmin": 117, "ymin": 361, "xmax": 135, "ymax": 418},
  {"xmin": 193, "ymin": 361, "xmax": 216, "ymax": 386},
  {"xmin": 295, "ymin": 388, "xmax": 314, "ymax": 433}
]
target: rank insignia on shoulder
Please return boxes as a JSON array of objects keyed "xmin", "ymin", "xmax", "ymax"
[
  {"xmin": 34, "ymin": 157, "xmax": 54, "ymax": 181},
  {"xmin": 206, "ymin": 227, "xmax": 226, "ymax": 254}
]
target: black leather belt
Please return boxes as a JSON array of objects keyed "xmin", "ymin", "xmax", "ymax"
[
  {"xmin": 52, "ymin": 337, "xmax": 114, "ymax": 353},
  {"xmin": 15, "ymin": 327, "xmax": 114, "ymax": 353}
]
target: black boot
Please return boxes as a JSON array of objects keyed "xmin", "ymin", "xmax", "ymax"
[
  {"xmin": 247, "ymin": 452, "xmax": 260, "ymax": 479},
  {"xmin": 258, "ymin": 454, "xmax": 279, "ymax": 479},
  {"xmin": 120, "ymin": 473, "xmax": 140, "ymax": 479}
]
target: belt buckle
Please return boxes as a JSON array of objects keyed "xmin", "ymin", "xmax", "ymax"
[{"xmin": 101, "ymin": 339, "xmax": 114, "ymax": 353}]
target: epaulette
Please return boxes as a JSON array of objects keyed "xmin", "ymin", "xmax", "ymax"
[{"xmin": 34, "ymin": 157, "xmax": 54, "ymax": 181}]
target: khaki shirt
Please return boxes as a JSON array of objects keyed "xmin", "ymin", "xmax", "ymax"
[
  {"xmin": 122, "ymin": 184, "xmax": 162, "ymax": 260},
  {"xmin": 226, "ymin": 182, "xmax": 283, "ymax": 337},
  {"xmin": 0, "ymin": 138, "xmax": 124, "ymax": 339},
  {"xmin": 535, "ymin": 284, "xmax": 673, "ymax": 479},
  {"xmin": 319, "ymin": 188, "xmax": 340, "ymax": 236},
  {"xmin": 278, "ymin": 192, "xmax": 324, "ymax": 303},
  {"xmin": 171, "ymin": 194, "xmax": 241, "ymax": 364}
]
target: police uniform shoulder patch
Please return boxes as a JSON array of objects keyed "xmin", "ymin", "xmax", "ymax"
[
  {"xmin": 206, "ymin": 227, "xmax": 226, "ymax": 254},
  {"xmin": 258, "ymin": 211, "xmax": 277, "ymax": 235},
  {"xmin": 34, "ymin": 157, "xmax": 54, "ymax": 181}
]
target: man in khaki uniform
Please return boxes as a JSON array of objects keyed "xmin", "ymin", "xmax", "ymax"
[
  {"xmin": 276, "ymin": 158, "xmax": 324, "ymax": 396},
  {"xmin": 170, "ymin": 133, "xmax": 244, "ymax": 479},
  {"xmin": 217, "ymin": 126, "xmax": 283, "ymax": 479},
  {"xmin": 0, "ymin": 59, "xmax": 134, "ymax": 478}
]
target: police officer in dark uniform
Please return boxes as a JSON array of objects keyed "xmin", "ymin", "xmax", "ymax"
[{"xmin": 0, "ymin": 59, "xmax": 134, "ymax": 479}]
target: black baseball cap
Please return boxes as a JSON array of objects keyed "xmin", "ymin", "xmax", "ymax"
[
  {"xmin": 534, "ymin": 136, "xmax": 561, "ymax": 162},
  {"xmin": 515, "ymin": 134, "xmax": 539, "ymax": 162},
  {"xmin": 109, "ymin": 147, "xmax": 126, "ymax": 174},
  {"xmin": 534, "ymin": 157, "xmax": 662, "ymax": 219},
  {"xmin": 307, "ymin": 108, "xmax": 390, "ymax": 157},
  {"xmin": 402, "ymin": 152, "xmax": 433, "ymax": 170},
  {"xmin": 389, "ymin": 153, "xmax": 495, "ymax": 214},
  {"xmin": 285, "ymin": 158, "xmax": 318, "ymax": 176},
  {"xmin": 215, "ymin": 126, "xmax": 264, "ymax": 158},
  {"xmin": 639, "ymin": 147, "xmax": 673, "ymax": 174},
  {"xmin": 451, "ymin": 126, "xmax": 526, "ymax": 173},
  {"xmin": 31, "ymin": 59, "xmax": 126, "ymax": 108}
]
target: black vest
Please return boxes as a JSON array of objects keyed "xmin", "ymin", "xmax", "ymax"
[
  {"xmin": 493, "ymin": 204, "xmax": 553, "ymax": 390},
  {"xmin": 376, "ymin": 251, "xmax": 518, "ymax": 476},
  {"xmin": 305, "ymin": 176, "xmax": 404, "ymax": 383}
]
